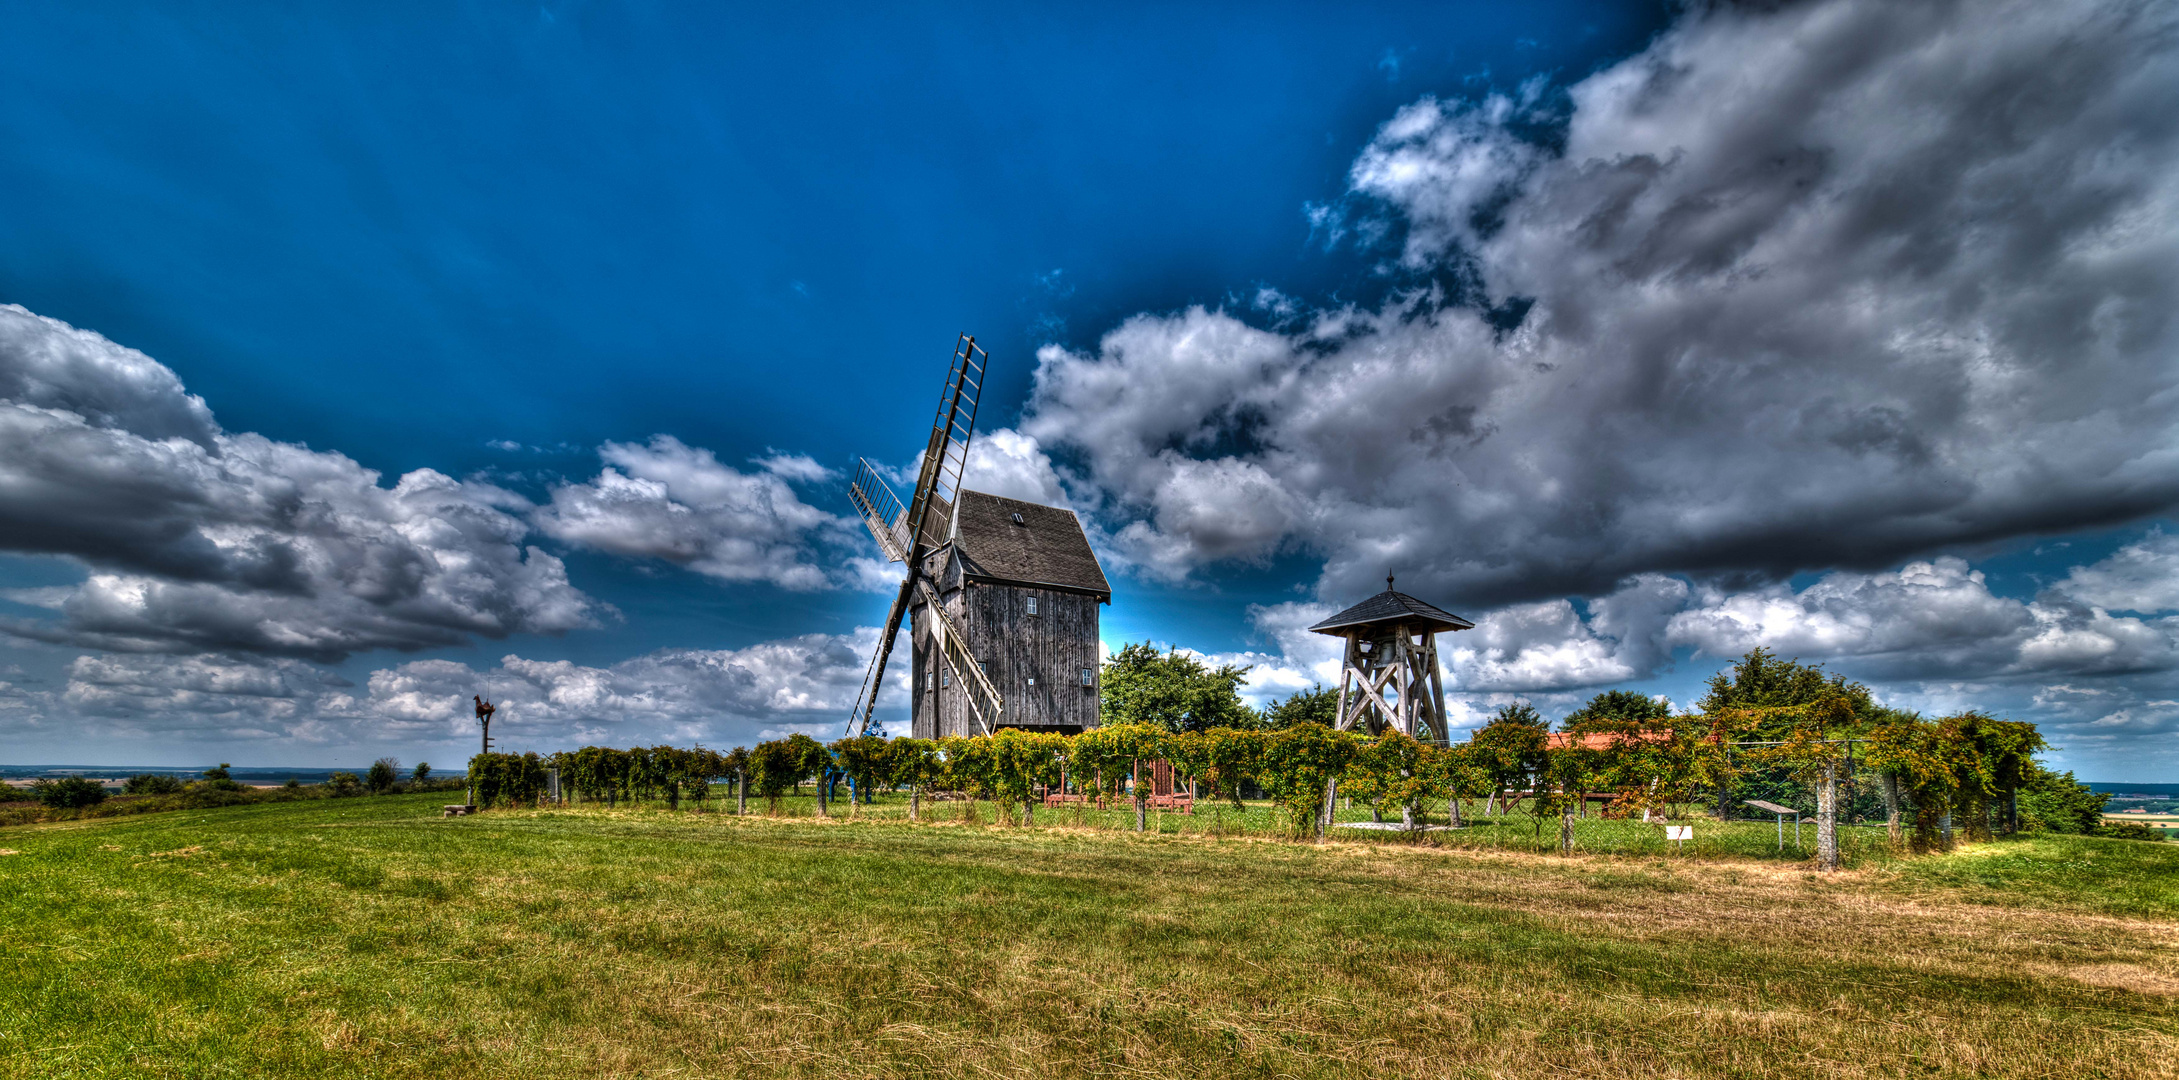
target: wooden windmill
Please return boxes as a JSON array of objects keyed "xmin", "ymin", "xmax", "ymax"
[
  {"xmin": 843, "ymin": 335, "xmax": 1006, "ymax": 736},
  {"xmin": 843, "ymin": 335, "xmax": 1113, "ymax": 739},
  {"xmin": 1307, "ymin": 575, "xmax": 1473, "ymax": 745}
]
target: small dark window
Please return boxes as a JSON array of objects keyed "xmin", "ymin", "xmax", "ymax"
[
  {"xmin": 1026, "ymin": 596, "xmax": 1039, "ymax": 616},
  {"xmin": 1080, "ymin": 667, "xmax": 1094, "ymax": 687},
  {"xmin": 1011, "ymin": 512, "xmax": 1025, "ymax": 525}
]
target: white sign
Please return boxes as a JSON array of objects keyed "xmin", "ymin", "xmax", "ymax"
[{"xmin": 1665, "ymin": 826, "xmax": 1693, "ymax": 841}]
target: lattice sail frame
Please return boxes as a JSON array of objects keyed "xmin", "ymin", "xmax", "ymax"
[{"xmin": 842, "ymin": 335, "xmax": 1005, "ymax": 736}]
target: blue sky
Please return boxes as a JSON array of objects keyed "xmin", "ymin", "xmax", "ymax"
[{"xmin": 2, "ymin": 0, "xmax": 2176, "ymax": 781}]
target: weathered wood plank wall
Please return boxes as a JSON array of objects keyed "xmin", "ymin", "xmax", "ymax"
[{"xmin": 911, "ymin": 578, "xmax": 1102, "ymax": 739}]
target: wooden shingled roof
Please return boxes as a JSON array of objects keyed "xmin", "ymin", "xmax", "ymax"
[
  {"xmin": 950, "ymin": 490, "xmax": 1112, "ymax": 600},
  {"xmin": 1306, "ymin": 581, "xmax": 1473, "ymax": 636}
]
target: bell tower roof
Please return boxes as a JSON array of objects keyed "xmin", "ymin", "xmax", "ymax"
[{"xmin": 1306, "ymin": 577, "xmax": 1473, "ymax": 636}]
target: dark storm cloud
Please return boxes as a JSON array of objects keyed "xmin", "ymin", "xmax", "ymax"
[
  {"xmin": 0, "ymin": 305, "xmax": 602, "ymax": 660},
  {"xmin": 1021, "ymin": 0, "xmax": 2179, "ymax": 606}
]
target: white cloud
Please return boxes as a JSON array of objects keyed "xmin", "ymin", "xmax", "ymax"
[
  {"xmin": 960, "ymin": 428, "xmax": 1071, "ymax": 507},
  {"xmin": 2058, "ymin": 530, "xmax": 2179, "ymax": 613},
  {"xmin": 534, "ymin": 436, "xmax": 844, "ymax": 590}
]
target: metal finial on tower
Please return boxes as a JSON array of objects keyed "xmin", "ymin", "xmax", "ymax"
[{"xmin": 1387, "ymin": 573, "xmax": 1395, "ymax": 592}]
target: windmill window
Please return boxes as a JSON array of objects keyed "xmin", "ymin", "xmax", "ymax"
[
  {"xmin": 1080, "ymin": 667, "xmax": 1094, "ymax": 686},
  {"xmin": 941, "ymin": 670, "xmax": 950, "ymax": 687},
  {"xmin": 1026, "ymin": 596, "xmax": 1039, "ymax": 616},
  {"xmin": 1028, "ymin": 677, "xmax": 1036, "ymax": 686}
]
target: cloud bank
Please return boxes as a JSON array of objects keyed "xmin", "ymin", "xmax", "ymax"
[
  {"xmin": 1019, "ymin": 0, "xmax": 2179, "ymax": 604},
  {"xmin": 0, "ymin": 304, "xmax": 602, "ymax": 660},
  {"xmin": 2, "ymin": 627, "xmax": 899, "ymax": 753}
]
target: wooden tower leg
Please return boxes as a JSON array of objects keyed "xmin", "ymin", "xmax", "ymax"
[
  {"xmin": 1334, "ymin": 635, "xmax": 1355, "ymax": 731},
  {"xmin": 1423, "ymin": 633, "xmax": 1445, "ymax": 745}
]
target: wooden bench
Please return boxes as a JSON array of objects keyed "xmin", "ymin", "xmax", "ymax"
[{"xmin": 442, "ymin": 804, "xmax": 477, "ymax": 817}]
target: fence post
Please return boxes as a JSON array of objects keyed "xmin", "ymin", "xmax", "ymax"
[
  {"xmin": 1132, "ymin": 759, "xmax": 1146, "ymax": 832},
  {"xmin": 1817, "ymin": 762, "xmax": 1840, "ymax": 871},
  {"xmin": 1560, "ymin": 809, "xmax": 1574, "ymax": 855},
  {"xmin": 1318, "ymin": 777, "xmax": 1337, "ymax": 841},
  {"xmin": 1882, "ymin": 771, "xmax": 1900, "ymax": 844}
]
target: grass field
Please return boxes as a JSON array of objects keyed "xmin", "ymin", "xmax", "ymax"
[{"xmin": 4, "ymin": 792, "xmax": 2177, "ymax": 1079}]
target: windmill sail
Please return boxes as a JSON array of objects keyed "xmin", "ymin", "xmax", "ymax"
[{"xmin": 843, "ymin": 335, "xmax": 1005, "ymax": 736}]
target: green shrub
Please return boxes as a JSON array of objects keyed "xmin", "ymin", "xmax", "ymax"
[
  {"xmin": 2095, "ymin": 820, "xmax": 2167, "ymax": 842},
  {"xmin": 366, "ymin": 758, "xmax": 400, "ymax": 794},
  {"xmin": 198, "ymin": 763, "xmax": 245, "ymax": 792},
  {"xmin": 327, "ymin": 771, "xmax": 364, "ymax": 797},
  {"xmin": 33, "ymin": 776, "xmax": 109, "ymax": 808},
  {"xmin": 468, "ymin": 752, "xmax": 547, "ymax": 808},
  {"xmin": 124, "ymin": 774, "xmax": 186, "ymax": 796}
]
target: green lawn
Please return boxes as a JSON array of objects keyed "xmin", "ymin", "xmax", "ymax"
[{"xmin": 3, "ymin": 792, "xmax": 2175, "ymax": 1079}]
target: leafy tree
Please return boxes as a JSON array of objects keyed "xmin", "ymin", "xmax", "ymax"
[
  {"xmin": 366, "ymin": 758, "xmax": 400, "ymax": 794},
  {"xmin": 1100, "ymin": 643, "xmax": 1254, "ymax": 733},
  {"xmin": 830, "ymin": 736, "xmax": 891, "ymax": 811},
  {"xmin": 939, "ymin": 735, "xmax": 1001, "ymax": 823},
  {"xmin": 412, "ymin": 762, "xmax": 432, "ymax": 783},
  {"xmin": 990, "ymin": 728, "xmax": 1066, "ymax": 824},
  {"xmin": 2016, "ymin": 763, "xmax": 2104, "ymax": 834},
  {"xmin": 1697, "ymin": 649, "xmax": 1872, "ymax": 724},
  {"xmin": 1436, "ymin": 741, "xmax": 1493, "ymax": 825},
  {"xmin": 327, "ymin": 771, "xmax": 364, "ymax": 797},
  {"xmin": 1261, "ymin": 685, "xmax": 1337, "ymax": 729},
  {"xmin": 32, "ymin": 776, "xmax": 107, "ymax": 809},
  {"xmin": 1558, "ymin": 695, "xmax": 1723, "ymax": 820},
  {"xmin": 1561, "ymin": 690, "xmax": 1671, "ymax": 725},
  {"xmin": 783, "ymin": 733, "xmax": 831, "ymax": 809},
  {"xmin": 1468, "ymin": 703, "xmax": 1549, "ymax": 813},
  {"xmin": 124, "ymin": 774, "xmax": 185, "ymax": 796},
  {"xmin": 1344, "ymin": 733, "xmax": 1435, "ymax": 825},
  {"xmin": 883, "ymin": 738, "xmax": 941, "ymax": 821},
  {"xmin": 467, "ymin": 752, "xmax": 546, "ymax": 808},
  {"xmin": 1166, "ymin": 728, "xmax": 1263, "ymax": 814},
  {"xmin": 1701, "ymin": 649, "xmax": 1875, "ymax": 824},
  {"xmin": 200, "ymin": 763, "xmax": 244, "ymax": 792},
  {"xmin": 722, "ymin": 746, "xmax": 752, "ymax": 813},
  {"xmin": 1256, "ymin": 722, "xmax": 1360, "ymax": 838},
  {"xmin": 748, "ymin": 739, "xmax": 807, "ymax": 814},
  {"xmin": 1070, "ymin": 722, "xmax": 1169, "ymax": 830}
]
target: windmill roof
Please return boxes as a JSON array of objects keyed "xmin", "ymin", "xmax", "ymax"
[
  {"xmin": 949, "ymin": 490, "xmax": 1111, "ymax": 599},
  {"xmin": 1307, "ymin": 589, "xmax": 1473, "ymax": 635}
]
